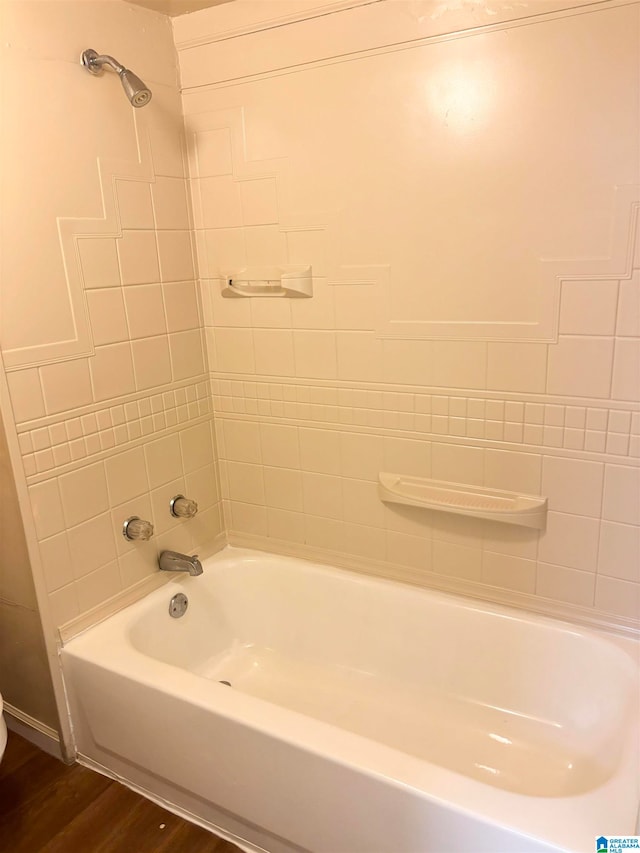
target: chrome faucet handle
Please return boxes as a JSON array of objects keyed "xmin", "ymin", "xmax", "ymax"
[
  {"xmin": 123, "ymin": 516, "xmax": 154, "ymax": 541},
  {"xmin": 170, "ymin": 494, "xmax": 198, "ymax": 519}
]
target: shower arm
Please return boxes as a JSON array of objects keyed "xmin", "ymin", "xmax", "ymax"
[{"xmin": 82, "ymin": 50, "xmax": 124, "ymax": 76}]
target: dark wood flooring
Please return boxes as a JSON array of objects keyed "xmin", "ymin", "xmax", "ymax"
[{"xmin": 0, "ymin": 731, "xmax": 244, "ymax": 852}]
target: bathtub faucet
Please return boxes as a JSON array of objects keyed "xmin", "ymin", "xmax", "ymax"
[{"xmin": 158, "ymin": 550, "xmax": 203, "ymax": 576}]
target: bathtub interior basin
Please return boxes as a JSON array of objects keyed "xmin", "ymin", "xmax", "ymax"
[{"xmin": 126, "ymin": 550, "xmax": 636, "ymax": 799}]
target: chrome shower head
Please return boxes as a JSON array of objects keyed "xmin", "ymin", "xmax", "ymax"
[
  {"xmin": 81, "ymin": 49, "xmax": 152, "ymax": 108},
  {"xmin": 119, "ymin": 69, "xmax": 152, "ymax": 108}
]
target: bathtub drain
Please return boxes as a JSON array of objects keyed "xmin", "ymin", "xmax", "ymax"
[{"xmin": 219, "ymin": 680, "xmax": 232, "ymax": 687}]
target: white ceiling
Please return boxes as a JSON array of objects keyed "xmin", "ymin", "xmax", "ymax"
[{"xmin": 126, "ymin": 0, "xmax": 232, "ymax": 17}]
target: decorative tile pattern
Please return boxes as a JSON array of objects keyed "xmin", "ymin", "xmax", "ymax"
[
  {"xmin": 19, "ymin": 381, "xmax": 212, "ymax": 479},
  {"xmin": 210, "ymin": 378, "xmax": 639, "ymax": 459}
]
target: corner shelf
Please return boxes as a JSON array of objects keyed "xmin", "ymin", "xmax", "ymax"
[
  {"xmin": 221, "ymin": 265, "xmax": 312, "ymax": 298},
  {"xmin": 378, "ymin": 473, "xmax": 547, "ymax": 530}
]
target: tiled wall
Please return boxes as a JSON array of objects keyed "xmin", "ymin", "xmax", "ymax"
[
  {"xmin": 175, "ymin": 0, "xmax": 640, "ymax": 629},
  {"xmin": 0, "ymin": 0, "xmax": 223, "ymax": 648}
]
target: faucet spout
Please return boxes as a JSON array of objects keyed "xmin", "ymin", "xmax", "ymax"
[{"xmin": 158, "ymin": 550, "xmax": 203, "ymax": 576}]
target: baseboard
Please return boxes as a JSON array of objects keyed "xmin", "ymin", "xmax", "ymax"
[{"xmin": 5, "ymin": 703, "xmax": 62, "ymax": 759}]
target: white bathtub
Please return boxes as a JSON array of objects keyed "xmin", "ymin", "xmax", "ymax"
[{"xmin": 62, "ymin": 547, "xmax": 640, "ymax": 853}]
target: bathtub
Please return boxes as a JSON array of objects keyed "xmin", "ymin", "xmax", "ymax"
[{"xmin": 62, "ymin": 547, "xmax": 639, "ymax": 853}]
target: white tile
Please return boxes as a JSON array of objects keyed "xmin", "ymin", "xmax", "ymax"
[
  {"xmin": 87, "ymin": 289, "xmax": 128, "ymax": 346},
  {"xmin": 290, "ymin": 279, "xmax": 334, "ymax": 330},
  {"xmin": 536, "ymin": 563, "xmax": 595, "ymax": 606},
  {"xmin": 215, "ymin": 328, "xmax": 255, "ymax": 374},
  {"xmin": 586, "ymin": 408, "xmax": 608, "ymax": 430},
  {"xmin": 335, "ymin": 285, "xmax": 378, "ymax": 331},
  {"xmin": 538, "ymin": 511, "xmax": 599, "ymax": 571},
  {"xmin": 195, "ymin": 128, "xmax": 233, "ymax": 177},
  {"xmin": 541, "ymin": 456, "xmax": 604, "ymax": 517},
  {"xmin": 432, "ymin": 443, "xmax": 484, "ymax": 486},
  {"xmin": 602, "ymin": 465, "xmax": 640, "ymax": 524},
  {"xmin": 432, "ymin": 540, "xmax": 482, "ymax": 582},
  {"xmin": 264, "ymin": 466, "xmax": 303, "ymax": 511},
  {"xmin": 597, "ymin": 521, "xmax": 640, "ymax": 582},
  {"xmin": 198, "ymin": 176, "xmax": 243, "ymax": 229},
  {"xmin": 131, "ymin": 336, "xmax": 172, "ymax": 390},
  {"xmin": 559, "ymin": 280, "xmax": 618, "ymax": 335},
  {"xmin": 75, "ymin": 561, "xmax": 121, "ymax": 613},
  {"xmin": 336, "ymin": 332, "xmax": 382, "ymax": 382},
  {"xmin": 253, "ymin": 329, "xmax": 295, "ymax": 376},
  {"xmin": 251, "ymin": 296, "xmax": 292, "ymax": 329},
  {"xmin": 145, "ymin": 434, "xmax": 183, "ymax": 489},
  {"xmin": 386, "ymin": 530, "xmax": 431, "ymax": 570},
  {"xmin": 584, "ymin": 430, "xmax": 606, "ymax": 452},
  {"xmin": 180, "ymin": 422, "xmax": 214, "ymax": 472},
  {"xmin": 293, "ymin": 331, "xmax": 337, "ymax": 379},
  {"xmin": 286, "ymin": 229, "xmax": 328, "ymax": 277},
  {"xmin": 116, "ymin": 180, "xmax": 154, "ymax": 230},
  {"xmin": 342, "ymin": 478, "xmax": 385, "ymax": 527},
  {"xmin": 169, "ymin": 330, "xmax": 205, "ymax": 381},
  {"xmin": 609, "ymin": 410, "xmax": 632, "ymax": 433},
  {"xmin": 594, "ymin": 575, "xmax": 640, "ymax": 620},
  {"xmin": 58, "ymin": 462, "xmax": 109, "ymax": 527},
  {"xmin": 547, "ymin": 337, "xmax": 614, "ymax": 398},
  {"xmin": 565, "ymin": 406, "xmax": 586, "ymax": 429},
  {"xmin": 90, "ymin": 343, "xmax": 136, "ymax": 402},
  {"xmin": 482, "ymin": 552, "xmax": 536, "ymax": 594},
  {"xmin": 152, "ymin": 176, "xmax": 190, "ymax": 230},
  {"xmin": 117, "ymin": 231, "xmax": 160, "ymax": 285},
  {"xmin": 616, "ymin": 270, "xmax": 640, "ymax": 336},
  {"xmin": 39, "ymin": 533, "xmax": 73, "ymax": 592},
  {"xmin": 487, "ymin": 343, "xmax": 547, "ymax": 393},
  {"xmin": 157, "ymin": 231, "xmax": 195, "ymax": 283},
  {"xmin": 485, "ymin": 449, "xmax": 541, "ymax": 494},
  {"xmin": 227, "ymin": 462, "xmax": 265, "ymax": 504},
  {"xmin": 78, "ymin": 238, "xmax": 120, "ymax": 289},
  {"xmin": 68, "ymin": 513, "xmax": 117, "ymax": 579},
  {"xmin": 239, "ymin": 178, "xmax": 278, "ymax": 226},
  {"xmin": 302, "ymin": 472, "xmax": 342, "ymax": 519},
  {"xmin": 342, "ymin": 522, "xmax": 386, "ymax": 561},
  {"xmin": 612, "ymin": 339, "xmax": 640, "ymax": 401},
  {"xmin": 29, "ymin": 480, "xmax": 65, "ymax": 540},
  {"xmin": 260, "ymin": 423, "xmax": 299, "ymax": 469},
  {"xmin": 7, "ymin": 369, "xmax": 45, "ymax": 423},
  {"xmin": 40, "ymin": 359, "xmax": 93, "ymax": 415},
  {"xmin": 339, "ymin": 432, "xmax": 383, "ymax": 481},
  {"xmin": 482, "ymin": 520, "xmax": 538, "ymax": 560},
  {"xmin": 432, "ymin": 342, "xmax": 486, "ymax": 389},
  {"xmin": 164, "ymin": 281, "xmax": 200, "ymax": 332},
  {"xmin": 124, "ymin": 284, "xmax": 167, "ymax": 339},
  {"xmin": 105, "ymin": 447, "xmax": 149, "ymax": 506},
  {"xmin": 383, "ymin": 437, "xmax": 431, "ymax": 478},
  {"xmin": 299, "ymin": 428, "xmax": 341, "ymax": 474},
  {"xmin": 222, "ymin": 419, "xmax": 261, "ymax": 464}
]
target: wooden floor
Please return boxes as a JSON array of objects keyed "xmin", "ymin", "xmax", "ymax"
[{"xmin": 0, "ymin": 732, "xmax": 244, "ymax": 853}]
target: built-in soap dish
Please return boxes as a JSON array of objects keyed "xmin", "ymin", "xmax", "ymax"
[
  {"xmin": 378, "ymin": 472, "xmax": 547, "ymax": 529},
  {"xmin": 221, "ymin": 265, "xmax": 312, "ymax": 298}
]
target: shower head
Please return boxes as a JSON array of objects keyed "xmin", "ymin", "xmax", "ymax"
[{"xmin": 81, "ymin": 49, "xmax": 152, "ymax": 108}]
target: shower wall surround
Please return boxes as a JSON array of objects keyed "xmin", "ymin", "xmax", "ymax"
[
  {"xmin": 0, "ymin": 0, "xmax": 223, "ymax": 726},
  {"xmin": 175, "ymin": 0, "xmax": 640, "ymax": 630}
]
